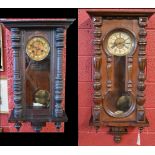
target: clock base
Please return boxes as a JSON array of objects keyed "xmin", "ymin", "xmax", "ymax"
[
  {"xmin": 9, "ymin": 108, "xmax": 68, "ymax": 132},
  {"xmin": 90, "ymin": 116, "xmax": 149, "ymax": 143}
]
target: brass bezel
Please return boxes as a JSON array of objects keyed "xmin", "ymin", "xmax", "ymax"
[
  {"xmin": 103, "ymin": 28, "xmax": 137, "ymax": 57},
  {"xmin": 26, "ymin": 36, "xmax": 50, "ymax": 61}
]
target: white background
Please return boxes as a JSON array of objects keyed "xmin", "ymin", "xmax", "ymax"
[
  {"xmin": 0, "ymin": 79, "xmax": 9, "ymax": 113},
  {"xmin": 0, "ymin": 146, "xmax": 155, "ymax": 155},
  {"xmin": 0, "ymin": 0, "xmax": 155, "ymax": 8}
]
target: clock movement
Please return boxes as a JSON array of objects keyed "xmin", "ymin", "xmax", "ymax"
[
  {"xmin": 87, "ymin": 10, "xmax": 154, "ymax": 143},
  {"xmin": 1, "ymin": 19, "xmax": 75, "ymax": 132}
]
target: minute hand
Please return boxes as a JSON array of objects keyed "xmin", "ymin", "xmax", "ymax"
[
  {"xmin": 111, "ymin": 41, "xmax": 124, "ymax": 49},
  {"xmin": 111, "ymin": 44, "xmax": 116, "ymax": 49}
]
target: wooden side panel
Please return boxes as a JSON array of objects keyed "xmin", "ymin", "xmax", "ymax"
[
  {"xmin": 92, "ymin": 17, "xmax": 103, "ymax": 128},
  {"xmin": 136, "ymin": 17, "xmax": 148, "ymax": 122},
  {"xmin": 11, "ymin": 28, "xmax": 23, "ymax": 118},
  {"xmin": 54, "ymin": 28, "xmax": 65, "ymax": 118}
]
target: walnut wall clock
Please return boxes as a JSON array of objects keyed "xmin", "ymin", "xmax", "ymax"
[
  {"xmin": 87, "ymin": 10, "xmax": 154, "ymax": 143},
  {"xmin": 2, "ymin": 19, "xmax": 75, "ymax": 132}
]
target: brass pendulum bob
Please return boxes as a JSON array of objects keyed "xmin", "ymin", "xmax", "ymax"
[{"xmin": 34, "ymin": 90, "xmax": 50, "ymax": 107}]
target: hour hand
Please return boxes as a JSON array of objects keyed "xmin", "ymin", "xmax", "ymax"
[{"xmin": 111, "ymin": 43, "xmax": 116, "ymax": 49}]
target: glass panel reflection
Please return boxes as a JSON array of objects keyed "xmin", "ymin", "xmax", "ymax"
[
  {"xmin": 25, "ymin": 55, "xmax": 50, "ymax": 108},
  {"xmin": 104, "ymin": 56, "xmax": 133, "ymax": 117}
]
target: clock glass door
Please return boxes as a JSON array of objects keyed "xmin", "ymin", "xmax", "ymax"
[
  {"xmin": 25, "ymin": 36, "xmax": 51, "ymax": 109},
  {"xmin": 103, "ymin": 28, "xmax": 136, "ymax": 118},
  {"xmin": 107, "ymin": 56, "xmax": 132, "ymax": 116}
]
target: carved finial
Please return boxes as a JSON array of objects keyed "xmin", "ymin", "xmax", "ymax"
[
  {"xmin": 139, "ymin": 127, "xmax": 144, "ymax": 133},
  {"xmin": 114, "ymin": 134, "xmax": 121, "ymax": 143},
  {"xmin": 55, "ymin": 122, "xmax": 61, "ymax": 131},
  {"xmin": 93, "ymin": 17, "xmax": 97, "ymax": 22},
  {"xmin": 14, "ymin": 121, "xmax": 22, "ymax": 132},
  {"xmin": 109, "ymin": 127, "xmax": 127, "ymax": 143}
]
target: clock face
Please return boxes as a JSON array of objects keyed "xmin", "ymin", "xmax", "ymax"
[
  {"xmin": 26, "ymin": 36, "xmax": 50, "ymax": 61},
  {"xmin": 104, "ymin": 29, "xmax": 135, "ymax": 56}
]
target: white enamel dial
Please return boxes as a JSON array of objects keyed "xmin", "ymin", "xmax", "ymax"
[{"xmin": 105, "ymin": 30, "xmax": 135, "ymax": 56}]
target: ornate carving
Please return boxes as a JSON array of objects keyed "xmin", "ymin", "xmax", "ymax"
[
  {"xmin": 136, "ymin": 17, "xmax": 148, "ymax": 122},
  {"xmin": 31, "ymin": 122, "xmax": 46, "ymax": 133},
  {"xmin": 87, "ymin": 10, "xmax": 153, "ymax": 144},
  {"xmin": 127, "ymin": 56, "xmax": 133, "ymax": 92},
  {"xmin": 14, "ymin": 121, "xmax": 22, "ymax": 132},
  {"xmin": 93, "ymin": 56, "xmax": 102, "ymax": 96},
  {"xmin": 54, "ymin": 28, "xmax": 64, "ymax": 118},
  {"xmin": 92, "ymin": 17, "xmax": 102, "ymax": 129},
  {"xmin": 106, "ymin": 55, "xmax": 112, "ymax": 92},
  {"xmin": 11, "ymin": 28, "xmax": 23, "ymax": 118},
  {"xmin": 109, "ymin": 127, "xmax": 128, "ymax": 143},
  {"xmin": 2, "ymin": 19, "xmax": 74, "ymax": 133}
]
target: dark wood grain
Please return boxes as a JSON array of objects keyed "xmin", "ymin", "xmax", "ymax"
[
  {"xmin": 136, "ymin": 17, "xmax": 148, "ymax": 124},
  {"xmin": 92, "ymin": 16, "xmax": 102, "ymax": 130},
  {"xmin": 11, "ymin": 28, "xmax": 23, "ymax": 118},
  {"xmin": 88, "ymin": 11, "xmax": 154, "ymax": 143},
  {"xmin": 1, "ymin": 19, "xmax": 75, "ymax": 28},
  {"xmin": 2, "ymin": 19, "xmax": 74, "ymax": 132},
  {"xmin": 87, "ymin": 10, "xmax": 155, "ymax": 17}
]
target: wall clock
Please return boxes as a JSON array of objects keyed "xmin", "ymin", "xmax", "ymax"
[
  {"xmin": 2, "ymin": 19, "xmax": 75, "ymax": 132},
  {"xmin": 87, "ymin": 10, "xmax": 154, "ymax": 143}
]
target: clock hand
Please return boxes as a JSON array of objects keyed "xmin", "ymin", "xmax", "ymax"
[
  {"xmin": 111, "ymin": 42, "xmax": 119, "ymax": 49},
  {"xmin": 111, "ymin": 41, "xmax": 124, "ymax": 49}
]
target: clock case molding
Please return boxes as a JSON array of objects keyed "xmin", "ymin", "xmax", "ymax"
[
  {"xmin": 1, "ymin": 19, "xmax": 75, "ymax": 132},
  {"xmin": 87, "ymin": 10, "xmax": 155, "ymax": 143}
]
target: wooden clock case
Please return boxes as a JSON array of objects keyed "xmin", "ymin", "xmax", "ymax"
[
  {"xmin": 1, "ymin": 19, "xmax": 75, "ymax": 132},
  {"xmin": 87, "ymin": 10, "xmax": 155, "ymax": 143}
]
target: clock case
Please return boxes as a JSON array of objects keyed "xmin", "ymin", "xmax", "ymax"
[
  {"xmin": 2, "ymin": 19, "xmax": 75, "ymax": 132},
  {"xmin": 87, "ymin": 10, "xmax": 155, "ymax": 143}
]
